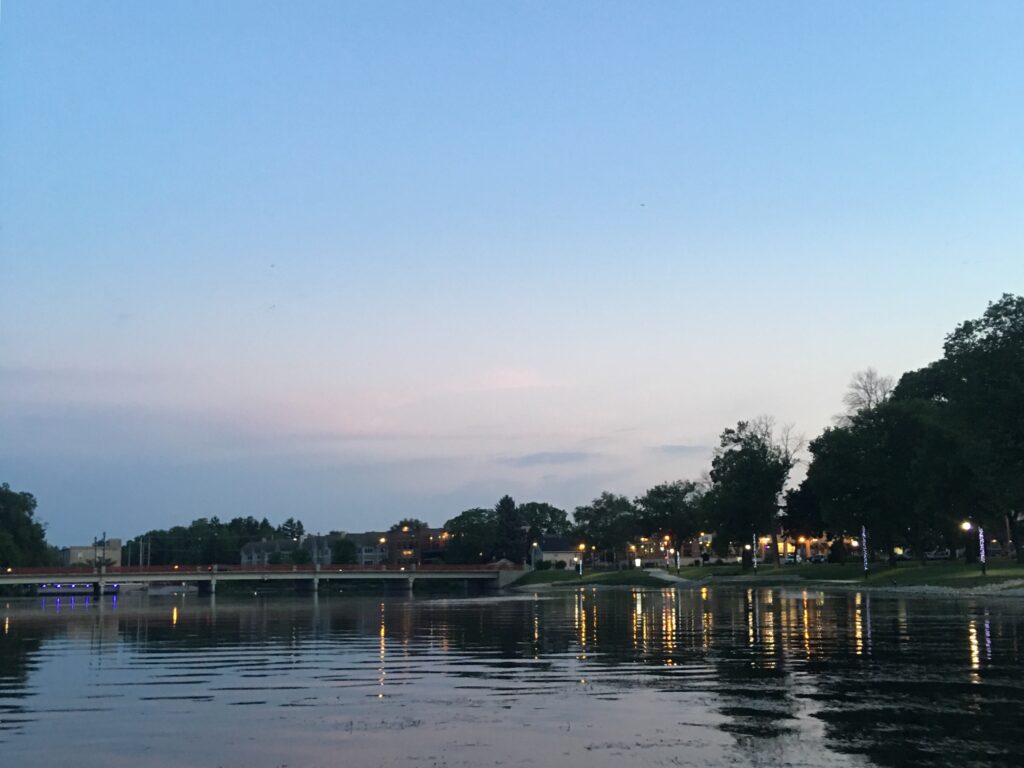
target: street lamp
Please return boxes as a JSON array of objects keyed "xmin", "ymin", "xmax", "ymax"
[
  {"xmin": 531, "ymin": 541, "xmax": 539, "ymax": 569},
  {"xmin": 577, "ymin": 543, "xmax": 586, "ymax": 576},
  {"xmin": 961, "ymin": 520, "xmax": 986, "ymax": 576}
]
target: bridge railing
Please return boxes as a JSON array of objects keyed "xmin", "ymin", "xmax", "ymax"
[
  {"xmin": 2, "ymin": 565, "xmax": 96, "ymax": 574},
  {"xmin": 3, "ymin": 562, "xmax": 525, "ymax": 576}
]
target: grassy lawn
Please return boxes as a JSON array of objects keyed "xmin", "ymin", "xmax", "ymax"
[
  {"xmin": 513, "ymin": 560, "xmax": 1024, "ymax": 590},
  {"xmin": 671, "ymin": 560, "xmax": 1024, "ymax": 589},
  {"xmin": 514, "ymin": 569, "xmax": 667, "ymax": 588}
]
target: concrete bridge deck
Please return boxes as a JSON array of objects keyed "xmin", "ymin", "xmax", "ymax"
[{"xmin": 0, "ymin": 563, "xmax": 525, "ymax": 592}]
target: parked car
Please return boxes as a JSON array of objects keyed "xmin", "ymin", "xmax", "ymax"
[
  {"xmin": 925, "ymin": 548, "xmax": 950, "ymax": 560},
  {"xmin": 809, "ymin": 554, "xmax": 826, "ymax": 564}
]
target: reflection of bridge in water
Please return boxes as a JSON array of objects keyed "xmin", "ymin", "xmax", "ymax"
[{"xmin": 0, "ymin": 563, "xmax": 525, "ymax": 594}]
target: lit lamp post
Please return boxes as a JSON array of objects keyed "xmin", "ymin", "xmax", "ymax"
[
  {"xmin": 531, "ymin": 541, "xmax": 539, "ymax": 569},
  {"xmin": 961, "ymin": 520, "xmax": 986, "ymax": 576},
  {"xmin": 577, "ymin": 543, "xmax": 586, "ymax": 576}
]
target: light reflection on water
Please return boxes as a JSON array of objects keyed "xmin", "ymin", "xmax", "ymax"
[{"xmin": 1, "ymin": 587, "xmax": 1023, "ymax": 767}]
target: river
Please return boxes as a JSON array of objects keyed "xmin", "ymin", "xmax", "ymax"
[{"xmin": 2, "ymin": 586, "xmax": 1022, "ymax": 767}]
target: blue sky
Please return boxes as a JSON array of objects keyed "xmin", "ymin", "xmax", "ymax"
[{"xmin": 2, "ymin": 2, "xmax": 1022, "ymax": 544}]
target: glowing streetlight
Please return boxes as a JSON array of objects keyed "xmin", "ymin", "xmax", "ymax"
[{"xmin": 962, "ymin": 520, "xmax": 986, "ymax": 575}]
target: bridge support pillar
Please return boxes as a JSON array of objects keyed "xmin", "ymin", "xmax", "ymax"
[
  {"xmin": 198, "ymin": 578, "xmax": 216, "ymax": 596},
  {"xmin": 407, "ymin": 576, "xmax": 415, "ymax": 593}
]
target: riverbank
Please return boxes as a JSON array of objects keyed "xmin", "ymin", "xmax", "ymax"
[
  {"xmin": 674, "ymin": 560, "xmax": 1024, "ymax": 590},
  {"xmin": 512, "ymin": 569, "xmax": 669, "ymax": 588},
  {"xmin": 512, "ymin": 561, "xmax": 1024, "ymax": 595}
]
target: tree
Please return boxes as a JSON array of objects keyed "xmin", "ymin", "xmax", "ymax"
[
  {"xmin": 0, "ymin": 484, "xmax": 51, "ymax": 567},
  {"xmin": 518, "ymin": 502, "xmax": 571, "ymax": 543},
  {"xmin": 894, "ymin": 294, "xmax": 1024, "ymax": 560},
  {"xmin": 127, "ymin": 515, "xmax": 304, "ymax": 566},
  {"xmin": 390, "ymin": 518, "xmax": 428, "ymax": 533},
  {"xmin": 572, "ymin": 492, "xmax": 638, "ymax": 564},
  {"xmin": 331, "ymin": 537, "xmax": 357, "ymax": 564},
  {"xmin": 493, "ymin": 495, "xmax": 527, "ymax": 561},
  {"xmin": 634, "ymin": 481, "xmax": 704, "ymax": 547},
  {"xmin": 277, "ymin": 518, "xmax": 305, "ymax": 540},
  {"xmin": 290, "ymin": 546, "xmax": 311, "ymax": 565},
  {"xmin": 806, "ymin": 399, "xmax": 972, "ymax": 562},
  {"xmin": 443, "ymin": 508, "xmax": 497, "ymax": 564},
  {"xmin": 704, "ymin": 418, "xmax": 799, "ymax": 564},
  {"xmin": 781, "ymin": 482, "xmax": 824, "ymax": 541},
  {"xmin": 841, "ymin": 367, "xmax": 894, "ymax": 418}
]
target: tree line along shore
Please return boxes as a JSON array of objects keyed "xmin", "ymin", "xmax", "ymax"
[{"xmin": 3, "ymin": 295, "xmax": 1022, "ymax": 586}]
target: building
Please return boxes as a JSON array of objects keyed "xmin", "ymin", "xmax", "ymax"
[
  {"xmin": 240, "ymin": 535, "xmax": 332, "ymax": 566},
  {"xmin": 346, "ymin": 532, "xmax": 389, "ymax": 566},
  {"xmin": 342, "ymin": 527, "xmax": 449, "ymax": 566},
  {"xmin": 384, "ymin": 525, "xmax": 447, "ymax": 565},
  {"xmin": 60, "ymin": 539, "xmax": 122, "ymax": 567},
  {"xmin": 531, "ymin": 536, "xmax": 580, "ymax": 565}
]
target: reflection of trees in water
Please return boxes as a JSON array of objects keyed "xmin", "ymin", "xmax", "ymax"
[
  {"xmin": 807, "ymin": 596, "xmax": 1024, "ymax": 768},
  {"xmin": 4, "ymin": 589, "xmax": 1024, "ymax": 765},
  {"xmin": 0, "ymin": 622, "xmax": 44, "ymax": 741},
  {"xmin": 705, "ymin": 589, "xmax": 801, "ymax": 749}
]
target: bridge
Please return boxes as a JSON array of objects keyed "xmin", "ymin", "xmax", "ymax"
[{"xmin": 0, "ymin": 563, "xmax": 526, "ymax": 594}]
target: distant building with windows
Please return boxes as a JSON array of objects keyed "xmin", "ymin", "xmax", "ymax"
[
  {"xmin": 345, "ymin": 532, "xmax": 389, "ymax": 566},
  {"xmin": 332, "ymin": 527, "xmax": 449, "ymax": 566},
  {"xmin": 240, "ymin": 535, "xmax": 332, "ymax": 566},
  {"xmin": 60, "ymin": 539, "xmax": 122, "ymax": 567},
  {"xmin": 239, "ymin": 526, "xmax": 450, "ymax": 568},
  {"xmin": 532, "ymin": 536, "xmax": 579, "ymax": 565}
]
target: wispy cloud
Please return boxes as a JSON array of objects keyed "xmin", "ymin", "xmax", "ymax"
[
  {"xmin": 499, "ymin": 451, "xmax": 595, "ymax": 468},
  {"xmin": 650, "ymin": 444, "xmax": 710, "ymax": 456}
]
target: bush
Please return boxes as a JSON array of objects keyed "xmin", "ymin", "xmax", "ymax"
[
  {"xmin": 535, "ymin": 560, "xmax": 553, "ymax": 571},
  {"xmin": 554, "ymin": 560, "xmax": 567, "ymax": 570},
  {"xmin": 828, "ymin": 539, "xmax": 848, "ymax": 564}
]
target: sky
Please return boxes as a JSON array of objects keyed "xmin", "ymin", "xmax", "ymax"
[{"xmin": 2, "ymin": 1, "xmax": 1023, "ymax": 545}]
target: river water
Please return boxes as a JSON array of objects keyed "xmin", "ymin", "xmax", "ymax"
[{"xmin": 2, "ymin": 586, "xmax": 1022, "ymax": 767}]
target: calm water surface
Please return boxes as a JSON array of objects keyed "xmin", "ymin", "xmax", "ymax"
[{"xmin": 2, "ymin": 587, "xmax": 1022, "ymax": 767}]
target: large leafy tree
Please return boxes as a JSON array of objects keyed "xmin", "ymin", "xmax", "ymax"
[
  {"xmin": 128, "ymin": 515, "xmax": 278, "ymax": 565},
  {"xmin": 518, "ymin": 502, "xmax": 571, "ymax": 542},
  {"xmin": 443, "ymin": 507, "xmax": 498, "ymax": 564},
  {"xmin": 894, "ymin": 294, "xmax": 1024, "ymax": 560},
  {"xmin": 781, "ymin": 482, "xmax": 824, "ymax": 541},
  {"xmin": 277, "ymin": 517, "xmax": 305, "ymax": 539},
  {"xmin": 807, "ymin": 399, "xmax": 973, "ymax": 561},
  {"xmin": 634, "ymin": 480, "xmax": 704, "ymax": 546},
  {"xmin": 0, "ymin": 483, "xmax": 51, "ymax": 567},
  {"xmin": 572, "ymin": 492, "xmax": 638, "ymax": 563},
  {"xmin": 704, "ymin": 419, "xmax": 797, "ymax": 562},
  {"xmin": 331, "ymin": 537, "xmax": 358, "ymax": 564},
  {"xmin": 494, "ymin": 495, "xmax": 527, "ymax": 561}
]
